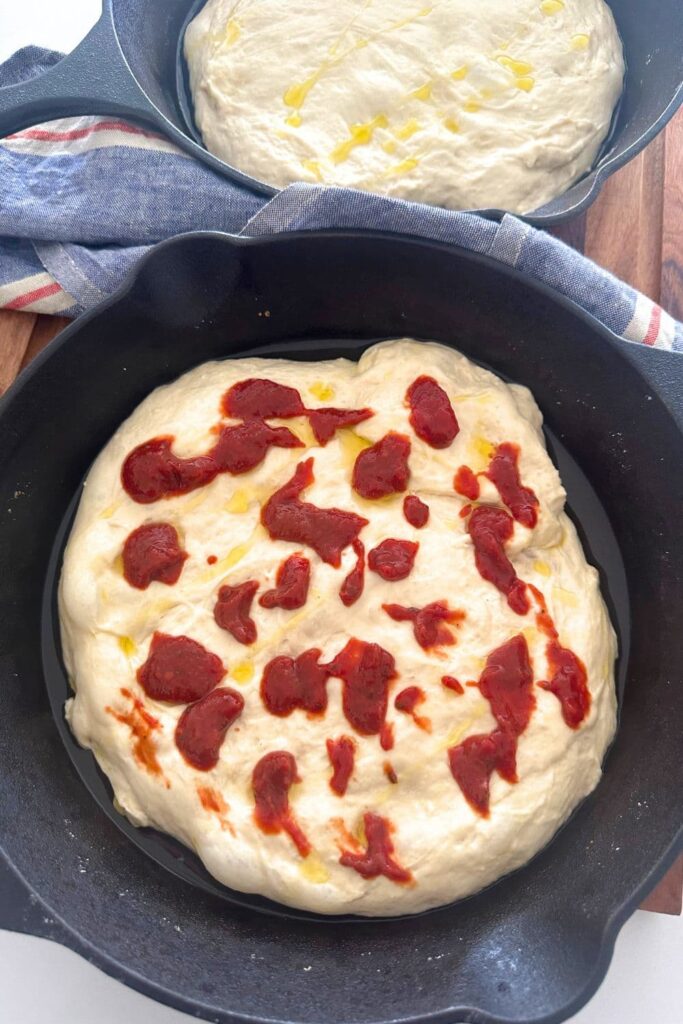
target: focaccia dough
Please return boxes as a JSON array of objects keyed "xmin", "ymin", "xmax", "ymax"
[
  {"xmin": 185, "ymin": 0, "xmax": 624, "ymax": 212},
  {"xmin": 60, "ymin": 340, "xmax": 616, "ymax": 915}
]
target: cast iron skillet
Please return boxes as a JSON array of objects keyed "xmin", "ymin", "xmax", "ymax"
[
  {"xmin": 0, "ymin": 0, "xmax": 681, "ymax": 225},
  {"xmin": 0, "ymin": 231, "xmax": 681, "ymax": 1024}
]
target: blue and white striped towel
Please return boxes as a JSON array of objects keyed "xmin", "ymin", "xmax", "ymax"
[{"xmin": 1, "ymin": 46, "xmax": 681, "ymax": 352}]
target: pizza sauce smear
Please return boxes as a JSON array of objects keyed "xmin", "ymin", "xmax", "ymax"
[
  {"xmin": 262, "ymin": 458, "xmax": 367, "ymax": 567},
  {"xmin": 214, "ymin": 579, "xmax": 259, "ymax": 645},
  {"xmin": 259, "ymin": 554, "xmax": 310, "ymax": 610},
  {"xmin": 197, "ymin": 786, "xmax": 234, "ymax": 834},
  {"xmin": 394, "ymin": 685, "xmax": 431, "ymax": 732},
  {"xmin": 448, "ymin": 634, "xmax": 534, "ymax": 816},
  {"xmin": 380, "ymin": 722, "xmax": 395, "ymax": 751},
  {"xmin": 198, "ymin": 785, "xmax": 227, "ymax": 814},
  {"xmin": 211, "ymin": 421, "xmax": 303, "ymax": 475},
  {"xmin": 121, "ymin": 437, "xmax": 218, "ymax": 504},
  {"xmin": 339, "ymin": 540, "xmax": 365, "ymax": 607},
  {"xmin": 477, "ymin": 633, "xmax": 536, "ymax": 736},
  {"xmin": 121, "ymin": 430, "xmax": 301, "ymax": 503},
  {"xmin": 176, "ymin": 687, "xmax": 244, "ymax": 771},
  {"xmin": 454, "ymin": 443, "xmax": 539, "ymax": 528},
  {"xmin": 106, "ymin": 688, "xmax": 166, "ymax": 783},
  {"xmin": 467, "ymin": 506, "xmax": 529, "ymax": 615},
  {"xmin": 122, "ymin": 522, "xmax": 188, "ymax": 590},
  {"xmin": 223, "ymin": 378, "xmax": 306, "ymax": 419},
  {"xmin": 352, "ymin": 432, "xmax": 411, "ymax": 499},
  {"xmin": 252, "ymin": 751, "xmax": 311, "ymax": 856},
  {"xmin": 260, "ymin": 638, "xmax": 397, "ymax": 741},
  {"xmin": 406, "ymin": 376, "xmax": 459, "ymax": 448},
  {"xmin": 528, "ymin": 584, "xmax": 591, "ymax": 728},
  {"xmin": 122, "ymin": 376, "xmax": 373, "ymax": 503},
  {"xmin": 367, "ymin": 538, "xmax": 418, "ymax": 581},
  {"xmin": 453, "ymin": 465, "xmax": 479, "ymax": 501},
  {"xmin": 403, "ymin": 494, "xmax": 429, "ymax": 528},
  {"xmin": 307, "ymin": 407, "xmax": 374, "ymax": 446},
  {"xmin": 261, "ymin": 649, "xmax": 329, "ymax": 717},
  {"xmin": 326, "ymin": 736, "xmax": 356, "ymax": 796},
  {"xmin": 448, "ymin": 730, "xmax": 517, "ymax": 817},
  {"xmin": 137, "ymin": 632, "xmax": 225, "ymax": 703},
  {"xmin": 383, "ymin": 601, "xmax": 465, "ymax": 650},
  {"xmin": 486, "ymin": 442, "xmax": 539, "ymax": 528},
  {"xmin": 326, "ymin": 638, "xmax": 397, "ymax": 736},
  {"xmin": 222, "ymin": 377, "xmax": 373, "ymax": 446},
  {"xmin": 338, "ymin": 812, "xmax": 412, "ymax": 883}
]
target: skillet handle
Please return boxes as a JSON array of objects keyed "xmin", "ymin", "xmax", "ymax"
[
  {"xmin": 0, "ymin": 7, "xmax": 156, "ymax": 138},
  {"xmin": 622, "ymin": 343, "xmax": 683, "ymax": 431}
]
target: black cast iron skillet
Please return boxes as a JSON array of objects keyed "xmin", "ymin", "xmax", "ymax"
[
  {"xmin": 0, "ymin": 231, "xmax": 681, "ymax": 1024},
  {"xmin": 0, "ymin": 0, "xmax": 681, "ymax": 225}
]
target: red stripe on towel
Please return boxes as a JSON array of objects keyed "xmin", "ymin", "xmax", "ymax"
[
  {"xmin": 643, "ymin": 305, "xmax": 662, "ymax": 347},
  {"xmin": 7, "ymin": 120, "xmax": 161, "ymax": 143},
  {"xmin": 4, "ymin": 281, "xmax": 62, "ymax": 310}
]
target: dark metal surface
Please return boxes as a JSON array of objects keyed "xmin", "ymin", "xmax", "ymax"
[
  {"xmin": 0, "ymin": 231, "xmax": 681, "ymax": 1024},
  {"xmin": 0, "ymin": 0, "xmax": 681, "ymax": 224}
]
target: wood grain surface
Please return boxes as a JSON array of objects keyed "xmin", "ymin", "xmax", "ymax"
[{"xmin": 0, "ymin": 109, "xmax": 681, "ymax": 915}]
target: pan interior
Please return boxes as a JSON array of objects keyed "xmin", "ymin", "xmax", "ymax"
[{"xmin": 40, "ymin": 336, "xmax": 630, "ymax": 924}]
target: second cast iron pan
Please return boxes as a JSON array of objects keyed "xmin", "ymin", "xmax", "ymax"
[{"xmin": 0, "ymin": 0, "xmax": 681, "ymax": 224}]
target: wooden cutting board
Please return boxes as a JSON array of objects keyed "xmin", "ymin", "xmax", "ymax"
[{"xmin": 1, "ymin": 109, "xmax": 681, "ymax": 914}]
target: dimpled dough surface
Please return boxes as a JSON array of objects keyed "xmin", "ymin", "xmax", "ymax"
[
  {"xmin": 184, "ymin": 0, "xmax": 624, "ymax": 213},
  {"xmin": 60, "ymin": 340, "xmax": 616, "ymax": 915}
]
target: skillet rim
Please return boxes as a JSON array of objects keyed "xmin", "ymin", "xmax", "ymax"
[
  {"xmin": 0, "ymin": 228, "xmax": 681, "ymax": 1024},
  {"xmin": 1, "ymin": 831, "xmax": 681, "ymax": 1024},
  {"xmin": 1, "ymin": 226, "xmax": 680, "ymax": 417}
]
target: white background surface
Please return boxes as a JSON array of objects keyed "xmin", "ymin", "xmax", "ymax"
[{"xmin": 0, "ymin": 3, "xmax": 681, "ymax": 1023}]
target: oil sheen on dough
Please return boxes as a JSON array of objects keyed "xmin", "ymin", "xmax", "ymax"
[
  {"xmin": 60, "ymin": 340, "xmax": 617, "ymax": 915},
  {"xmin": 184, "ymin": 0, "xmax": 624, "ymax": 213}
]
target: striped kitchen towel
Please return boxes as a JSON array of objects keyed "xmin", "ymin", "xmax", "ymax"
[{"xmin": 1, "ymin": 46, "xmax": 681, "ymax": 352}]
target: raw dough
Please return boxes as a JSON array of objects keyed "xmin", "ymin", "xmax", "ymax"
[
  {"xmin": 60, "ymin": 340, "xmax": 617, "ymax": 915},
  {"xmin": 185, "ymin": 0, "xmax": 624, "ymax": 212}
]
